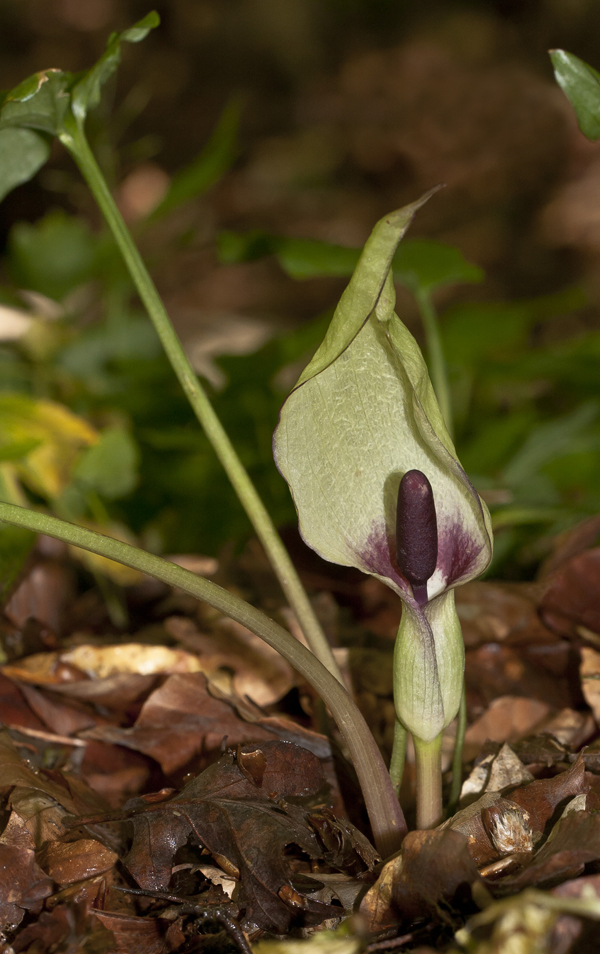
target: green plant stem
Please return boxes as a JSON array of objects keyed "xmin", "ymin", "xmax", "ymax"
[
  {"xmin": 0, "ymin": 500, "xmax": 406, "ymax": 858},
  {"xmin": 58, "ymin": 119, "xmax": 343, "ymax": 687},
  {"xmin": 413, "ymin": 733, "xmax": 443, "ymax": 829},
  {"xmin": 414, "ymin": 289, "xmax": 469, "ymax": 823},
  {"xmin": 415, "ymin": 289, "xmax": 453, "ymax": 441},
  {"xmin": 447, "ymin": 687, "xmax": 466, "ymax": 816},
  {"xmin": 389, "ymin": 718, "xmax": 407, "ymax": 797}
]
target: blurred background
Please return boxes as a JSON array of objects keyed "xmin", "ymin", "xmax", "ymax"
[{"xmin": 2, "ymin": 0, "xmax": 600, "ymax": 579}]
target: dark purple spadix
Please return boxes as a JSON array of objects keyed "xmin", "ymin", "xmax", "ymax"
[{"xmin": 396, "ymin": 469, "xmax": 438, "ymax": 598}]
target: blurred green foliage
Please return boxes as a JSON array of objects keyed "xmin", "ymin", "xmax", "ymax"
[
  {"xmin": 0, "ymin": 195, "xmax": 597, "ymax": 580},
  {"xmin": 0, "ymin": 103, "xmax": 599, "ymax": 581}
]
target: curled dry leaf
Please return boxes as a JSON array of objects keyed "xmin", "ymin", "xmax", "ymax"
[
  {"xmin": 165, "ymin": 614, "xmax": 295, "ymax": 707},
  {"xmin": 495, "ymin": 810, "xmax": 600, "ymax": 893},
  {"xmin": 359, "ymin": 828, "xmax": 481, "ymax": 935},
  {"xmin": 1, "ymin": 642, "xmax": 204, "ymax": 685},
  {"xmin": 446, "ymin": 756, "xmax": 586, "ymax": 869},
  {"xmin": 460, "ymin": 742, "xmax": 534, "ymax": 802},
  {"xmin": 38, "ymin": 837, "xmax": 118, "ymax": 884},
  {"xmin": 81, "ymin": 671, "xmax": 334, "ymax": 777}
]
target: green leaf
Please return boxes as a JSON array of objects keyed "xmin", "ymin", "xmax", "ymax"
[
  {"xmin": 275, "ymin": 238, "xmax": 361, "ymax": 279},
  {"xmin": 0, "ymin": 437, "xmax": 42, "ymax": 462},
  {"xmin": 392, "ymin": 239, "xmax": 483, "ymax": 295},
  {"xmin": 550, "ymin": 49, "xmax": 600, "ymax": 141},
  {"xmin": 0, "ymin": 69, "xmax": 72, "ymax": 137},
  {"xmin": 151, "ymin": 97, "xmax": 240, "ymax": 219},
  {"xmin": 8, "ymin": 209, "xmax": 98, "ymax": 300},
  {"xmin": 71, "ymin": 12, "xmax": 160, "ymax": 122},
  {"xmin": 503, "ymin": 402, "xmax": 599, "ymax": 489},
  {"xmin": 0, "ymin": 13, "xmax": 159, "ymax": 148},
  {"xmin": 0, "ymin": 127, "xmax": 50, "ymax": 202},
  {"xmin": 73, "ymin": 426, "xmax": 139, "ymax": 499},
  {"xmin": 0, "ymin": 523, "xmax": 35, "ymax": 605},
  {"xmin": 217, "ymin": 229, "xmax": 274, "ymax": 264}
]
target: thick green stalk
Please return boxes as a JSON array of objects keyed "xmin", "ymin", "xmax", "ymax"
[
  {"xmin": 57, "ymin": 119, "xmax": 343, "ymax": 686},
  {"xmin": 413, "ymin": 733, "xmax": 443, "ymax": 829},
  {"xmin": 389, "ymin": 718, "xmax": 407, "ymax": 798},
  {"xmin": 415, "ymin": 289, "xmax": 453, "ymax": 441},
  {"xmin": 0, "ymin": 501, "xmax": 405, "ymax": 858}
]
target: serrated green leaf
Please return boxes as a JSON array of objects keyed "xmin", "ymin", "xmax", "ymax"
[
  {"xmin": 0, "ymin": 127, "xmax": 50, "ymax": 202},
  {"xmin": 71, "ymin": 12, "xmax": 160, "ymax": 122},
  {"xmin": 550, "ymin": 49, "xmax": 600, "ymax": 141},
  {"xmin": 73, "ymin": 426, "xmax": 139, "ymax": 499},
  {"xmin": 152, "ymin": 97, "xmax": 240, "ymax": 219}
]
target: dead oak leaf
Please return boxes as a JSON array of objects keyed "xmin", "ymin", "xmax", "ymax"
[{"xmin": 85, "ymin": 742, "xmax": 348, "ymax": 934}]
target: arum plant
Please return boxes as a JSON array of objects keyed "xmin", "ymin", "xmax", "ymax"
[
  {"xmin": 0, "ymin": 12, "xmax": 342, "ymax": 685},
  {"xmin": 274, "ymin": 202, "xmax": 494, "ymax": 829}
]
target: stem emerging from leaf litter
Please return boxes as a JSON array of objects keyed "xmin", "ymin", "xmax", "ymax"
[
  {"xmin": 389, "ymin": 719, "xmax": 407, "ymax": 798},
  {"xmin": 447, "ymin": 687, "xmax": 467, "ymax": 816},
  {"xmin": 413, "ymin": 733, "xmax": 443, "ymax": 829},
  {"xmin": 414, "ymin": 289, "xmax": 468, "ymax": 821},
  {"xmin": 57, "ymin": 119, "xmax": 343, "ymax": 687},
  {"xmin": 0, "ymin": 500, "xmax": 405, "ymax": 857}
]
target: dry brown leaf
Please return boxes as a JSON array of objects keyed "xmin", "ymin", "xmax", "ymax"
[
  {"xmin": 39, "ymin": 837, "xmax": 118, "ymax": 884},
  {"xmin": 360, "ymin": 829, "xmax": 481, "ymax": 934},
  {"xmin": 464, "ymin": 696, "xmax": 552, "ymax": 759},
  {"xmin": 579, "ymin": 647, "xmax": 600, "ymax": 722},
  {"xmin": 165, "ymin": 614, "xmax": 295, "ymax": 706},
  {"xmin": 0, "ymin": 812, "xmax": 53, "ymax": 931},
  {"xmin": 81, "ymin": 671, "xmax": 332, "ymax": 776}
]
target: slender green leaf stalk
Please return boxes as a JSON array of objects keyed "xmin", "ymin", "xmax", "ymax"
[
  {"xmin": 413, "ymin": 733, "xmax": 443, "ymax": 829},
  {"xmin": 447, "ymin": 687, "xmax": 467, "ymax": 816},
  {"xmin": 389, "ymin": 719, "xmax": 407, "ymax": 798},
  {"xmin": 413, "ymin": 288, "xmax": 468, "ymax": 822},
  {"xmin": 0, "ymin": 500, "xmax": 406, "ymax": 857},
  {"xmin": 57, "ymin": 118, "xmax": 343, "ymax": 686},
  {"xmin": 415, "ymin": 289, "xmax": 453, "ymax": 441}
]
